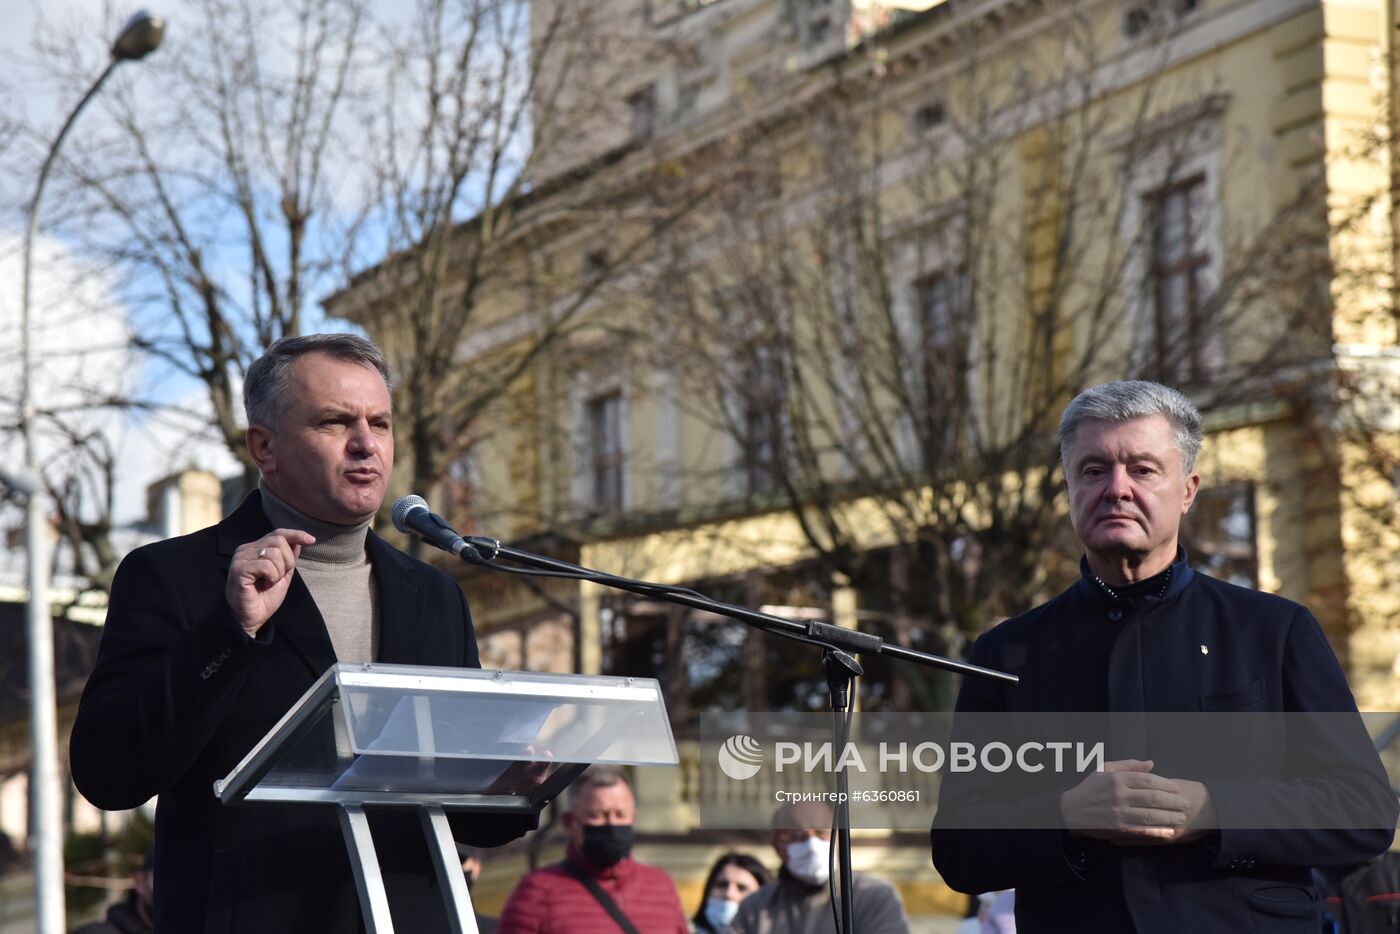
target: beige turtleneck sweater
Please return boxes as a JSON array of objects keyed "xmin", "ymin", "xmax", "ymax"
[{"xmin": 259, "ymin": 480, "xmax": 379, "ymax": 664}]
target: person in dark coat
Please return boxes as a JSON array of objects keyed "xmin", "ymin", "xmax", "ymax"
[
  {"xmin": 930, "ymin": 380, "xmax": 1397, "ymax": 933},
  {"xmin": 459, "ymin": 845, "xmax": 499, "ymax": 934},
  {"xmin": 73, "ymin": 855, "xmax": 154, "ymax": 934},
  {"xmin": 69, "ymin": 335, "xmax": 535, "ymax": 934}
]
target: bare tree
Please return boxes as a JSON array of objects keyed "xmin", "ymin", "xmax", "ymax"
[
  {"xmin": 8, "ymin": 0, "xmax": 705, "ymax": 575},
  {"xmin": 327, "ymin": 0, "xmax": 710, "ymax": 538},
  {"xmin": 0, "ymin": 226, "xmax": 151, "ymax": 607},
  {"xmin": 17, "ymin": 0, "xmax": 369, "ymax": 483},
  {"xmin": 629, "ymin": 2, "xmax": 1338, "ymax": 709}
]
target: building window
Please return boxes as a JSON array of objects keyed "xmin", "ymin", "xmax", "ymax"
[
  {"xmin": 586, "ymin": 391, "xmax": 624, "ymax": 514},
  {"xmin": 583, "ymin": 248, "xmax": 609, "ymax": 286},
  {"xmin": 628, "ymin": 85, "xmax": 656, "ymax": 139},
  {"xmin": 916, "ymin": 267, "xmax": 970, "ymax": 360},
  {"xmin": 1122, "ymin": 6, "xmax": 1152, "ymax": 37},
  {"xmin": 912, "ymin": 267, "xmax": 972, "ymax": 460},
  {"xmin": 787, "ymin": 0, "xmax": 837, "ymax": 48},
  {"xmin": 1123, "ymin": 0, "xmax": 1200, "ymax": 40},
  {"xmin": 911, "ymin": 99, "xmax": 947, "ymax": 135},
  {"xmin": 742, "ymin": 345, "xmax": 787, "ymax": 497},
  {"xmin": 443, "ymin": 448, "xmax": 481, "ymax": 525},
  {"xmin": 1181, "ymin": 483, "xmax": 1257, "ymax": 588},
  {"xmin": 1148, "ymin": 174, "xmax": 1213, "ymax": 384}
]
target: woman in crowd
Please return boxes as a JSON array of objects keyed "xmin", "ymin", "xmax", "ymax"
[{"xmin": 693, "ymin": 852, "xmax": 772, "ymax": 933}]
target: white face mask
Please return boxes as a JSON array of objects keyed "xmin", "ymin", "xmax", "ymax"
[
  {"xmin": 703, "ymin": 896, "xmax": 741, "ymax": 931},
  {"xmin": 784, "ymin": 835, "xmax": 831, "ymax": 886}
]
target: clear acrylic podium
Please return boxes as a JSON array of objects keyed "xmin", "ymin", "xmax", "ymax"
[{"xmin": 213, "ymin": 663, "xmax": 679, "ymax": 933}]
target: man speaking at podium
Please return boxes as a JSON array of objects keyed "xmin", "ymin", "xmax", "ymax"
[{"xmin": 70, "ymin": 334, "xmax": 534, "ymax": 933}]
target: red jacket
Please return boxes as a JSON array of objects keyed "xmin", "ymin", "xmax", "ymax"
[{"xmin": 498, "ymin": 847, "xmax": 689, "ymax": 934}]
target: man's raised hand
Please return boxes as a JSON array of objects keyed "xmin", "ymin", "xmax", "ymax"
[{"xmin": 225, "ymin": 530, "xmax": 317, "ymax": 636}]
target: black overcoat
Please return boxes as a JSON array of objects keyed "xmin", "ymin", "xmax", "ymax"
[
  {"xmin": 931, "ymin": 555, "xmax": 1397, "ymax": 933},
  {"xmin": 71, "ymin": 491, "xmax": 535, "ymax": 934}
]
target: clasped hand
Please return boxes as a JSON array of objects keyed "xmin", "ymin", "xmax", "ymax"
[{"xmin": 1059, "ymin": 759, "xmax": 1215, "ymax": 845}]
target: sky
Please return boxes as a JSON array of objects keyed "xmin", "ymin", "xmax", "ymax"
[
  {"xmin": 1, "ymin": 1, "xmax": 272, "ymax": 524},
  {"xmin": 0, "ymin": 0, "xmax": 531, "ymax": 527},
  {"xmin": 0, "ymin": 0, "xmax": 117, "ymax": 110},
  {"xmin": 0, "ymin": 0, "xmax": 94, "ymax": 58},
  {"xmin": 0, "ymin": 230, "xmax": 243, "ymax": 526}
]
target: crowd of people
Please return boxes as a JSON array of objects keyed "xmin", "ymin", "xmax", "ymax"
[
  {"xmin": 76, "ymin": 764, "xmax": 997, "ymax": 934},
  {"xmin": 489, "ymin": 765, "xmax": 917, "ymax": 934}
]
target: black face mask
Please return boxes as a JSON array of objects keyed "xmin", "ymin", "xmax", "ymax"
[{"xmin": 581, "ymin": 823, "xmax": 635, "ymax": 868}]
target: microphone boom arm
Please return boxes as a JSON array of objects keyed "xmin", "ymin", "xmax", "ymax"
[
  {"xmin": 393, "ymin": 497, "xmax": 1018, "ymax": 934},
  {"xmin": 451, "ymin": 535, "xmax": 1016, "ymax": 685}
]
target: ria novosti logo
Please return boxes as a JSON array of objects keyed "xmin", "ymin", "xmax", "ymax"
[
  {"xmin": 717, "ymin": 734, "xmax": 765, "ymax": 780},
  {"xmin": 714, "ymin": 734, "xmax": 1107, "ymax": 780}
]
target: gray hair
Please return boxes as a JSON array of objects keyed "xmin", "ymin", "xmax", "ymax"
[
  {"xmin": 772, "ymin": 800, "xmax": 833, "ymax": 831},
  {"xmin": 243, "ymin": 333, "xmax": 392, "ymax": 430},
  {"xmin": 1058, "ymin": 380, "xmax": 1203, "ymax": 473},
  {"xmin": 567, "ymin": 765, "xmax": 632, "ymax": 808}
]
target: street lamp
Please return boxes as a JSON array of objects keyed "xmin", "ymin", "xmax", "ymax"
[{"xmin": 17, "ymin": 11, "xmax": 165, "ymax": 933}]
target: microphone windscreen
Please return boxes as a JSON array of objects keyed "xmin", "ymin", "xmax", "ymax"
[{"xmin": 391, "ymin": 494, "xmax": 429, "ymax": 534}]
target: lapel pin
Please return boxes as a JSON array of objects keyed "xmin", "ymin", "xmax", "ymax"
[{"xmin": 1200, "ymin": 644, "xmax": 1209, "ymax": 655}]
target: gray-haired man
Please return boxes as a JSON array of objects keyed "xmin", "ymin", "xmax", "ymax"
[
  {"xmin": 731, "ymin": 801, "xmax": 909, "ymax": 934},
  {"xmin": 931, "ymin": 380, "xmax": 1395, "ymax": 933},
  {"xmin": 71, "ymin": 334, "xmax": 535, "ymax": 933}
]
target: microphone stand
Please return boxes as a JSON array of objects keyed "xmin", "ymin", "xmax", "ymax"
[{"xmin": 443, "ymin": 534, "xmax": 1016, "ymax": 934}]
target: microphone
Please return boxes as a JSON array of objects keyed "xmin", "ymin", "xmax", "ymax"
[
  {"xmin": 391, "ymin": 495, "xmax": 474, "ymax": 557},
  {"xmin": 391, "ymin": 495, "xmax": 503, "ymax": 565}
]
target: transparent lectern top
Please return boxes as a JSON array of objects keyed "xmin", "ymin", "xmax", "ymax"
[{"xmin": 214, "ymin": 663, "xmax": 678, "ymax": 809}]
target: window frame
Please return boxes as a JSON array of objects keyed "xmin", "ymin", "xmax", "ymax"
[
  {"xmin": 585, "ymin": 389, "xmax": 625, "ymax": 515},
  {"xmin": 1147, "ymin": 172, "xmax": 1212, "ymax": 384}
]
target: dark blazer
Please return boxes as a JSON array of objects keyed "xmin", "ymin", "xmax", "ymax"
[
  {"xmin": 70, "ymin": 492, "xmax": 535, "ymax": 934},
  {"xmin": 930, "ymin": 556, "xmax": 1397, "ymax": 934}
]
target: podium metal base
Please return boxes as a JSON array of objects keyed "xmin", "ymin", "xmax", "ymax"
[{"xmin": 338, "ymin": 804, "xmax": 479, "ymax": 934}]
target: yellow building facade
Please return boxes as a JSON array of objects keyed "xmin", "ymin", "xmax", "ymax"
[{"xmin": 347, "ymin": 0, "xmax": 1400, "ymax": 918}]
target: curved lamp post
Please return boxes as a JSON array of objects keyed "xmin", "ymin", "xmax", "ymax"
[{"xmin": 17, "ymin": 11, "xmax": 164, "ymax": 933}]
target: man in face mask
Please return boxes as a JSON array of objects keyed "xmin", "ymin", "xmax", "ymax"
[
  {"xmin": 730, "ymin": 802, "xmax": 911, "ymax": 934},
  {"xmin": 498, "ymin": 766, "xmax": 689, "ymax": 933}
]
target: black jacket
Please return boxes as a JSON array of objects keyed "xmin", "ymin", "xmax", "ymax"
[
  {"xmin": 70, "ymin": 492, "xmax": 535, "ymax": 934},
  {"xmin": 71, "ymin": 891, "xmax": 152, "ymax": 934},
  {"xmin": 930, "ymin": 555, "xmax": 1397, "ymax": 933}
]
